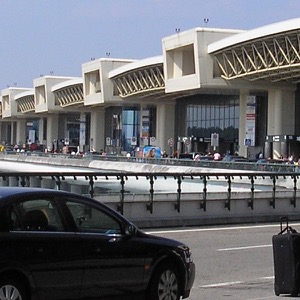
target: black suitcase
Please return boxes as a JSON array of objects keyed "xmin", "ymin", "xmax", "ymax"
[{"xmin": 272, "ymin": 217, "xmax": 300, "ymax": 296}]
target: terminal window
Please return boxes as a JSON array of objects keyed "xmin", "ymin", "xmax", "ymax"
[{"xmin": 185, "ymin": 95, "xmax": 239, "ymax": 141}]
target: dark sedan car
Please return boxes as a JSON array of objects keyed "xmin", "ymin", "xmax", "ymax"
[{"xmin": 0, "ymin": 187, "xmax": 195, "ymax": 300}]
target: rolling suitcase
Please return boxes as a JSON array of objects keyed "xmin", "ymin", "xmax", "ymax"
[{"xmin": 272, "ymin": 217, "xmax": 300, "ymax": 296}]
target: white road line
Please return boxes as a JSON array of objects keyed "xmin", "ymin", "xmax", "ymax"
[
  {"xmin": 200, "ymin": 281, "xmax": 243, "ymax": 288},
  {"xmin": 147, "ymin": 223, "xmax": 300, "ymax": 235},
  {"xmin": 218, "ymin": 244, "xmax": 272, "ymax": 251},
  {"xmin": 199, "ymin": 276, "xmax": 274, "ymax": 288}
]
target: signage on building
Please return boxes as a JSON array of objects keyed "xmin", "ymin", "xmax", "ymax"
[
  {"xmin": 149, "ymin": 136, "xmax": 156, "ymax": 146},
  {"xmin": 131, "ymin": 137, "xmax": 137, "ymax": 146},
  {"xmin": 141, "ymin": 110, "xmax": 150, "ymax": 138},
  {"xmin": 245, "ymin": 96, "xmax": 256, "ymax": 146},
  {"xmin": 211, "ymin": 133, "xmax": 219, "ymax": 147},
  {"xmin": 244, "ymin": 138, "xmax": 252, "ymax": 146},
  {"xmin": 168, "ymin": 138, "xmax": 174, "ymax": 147},
  {"xmin": 266, "ymin": 135, "xmax": 298, "ymax": 142}
]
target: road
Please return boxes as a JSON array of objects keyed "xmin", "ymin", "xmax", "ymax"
[{"xmin": 147, "ymin": 221, "xmax": 300, "ymax": 300}]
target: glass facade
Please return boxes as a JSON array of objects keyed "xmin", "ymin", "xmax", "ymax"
[
  {"xmin": 122, "ymin": 109, "xmax": 140, "ymax": 152},
  {"xmin": 184, "ymin": 95, "xmax": 239, "ymax": 141}
]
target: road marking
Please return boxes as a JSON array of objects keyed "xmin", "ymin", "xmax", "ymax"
[
  {"xmin": 199, "ymin": 276, "xmax": 274, "ymax": 288},
  {"xmin": 147, "ymin": 223, "xmax": 300, "ymax": 235},
  {"xmin": 218, "ymin": 244, "xmax": 272, "ymax": 251},
  {"xmin": 200, "ymin": 281, "xmax": 243, "ymax": 288}
]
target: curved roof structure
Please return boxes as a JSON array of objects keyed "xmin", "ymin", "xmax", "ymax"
[
  {"xmin": 15, "ymin": 89, "xmax": 35, "ymax": 114},
  {"xmin": 109, "ymin": 56, "xmax": 165, "ymax": 98},
  {"xmin": 51, "ymin": 78, "xmax": 84, "ymax": 107},
  {"xmin": 208, "ymin": 18, "xmax": 300, "ymax": 83}
]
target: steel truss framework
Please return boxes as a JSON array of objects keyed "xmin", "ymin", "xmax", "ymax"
[
  {"xmin": 112, "ymin": 64, "xmax": 165, "ymax": 98},
  {"xmin": 213, "ymin": 30, "xmax": 300, "ymax": 83},
  {"xmin": 16, "ymin": 95, "xmax": 35, "ymax": 113},
  {"xmin": 15, "ymin": 84, "xmax": 84, "ymax": 114},
  {"xmin": 53, "ymin": 84, "xmax": 84, "ymax": 107}
]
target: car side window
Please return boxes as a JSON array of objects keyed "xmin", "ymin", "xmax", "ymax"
[
  {"xmin": 10, "ymin": 199, "xmax": 64, "ymax": 232},
  {"xmin": 65, "ymin": 201, "xmax": 121, "ymax": 234}
]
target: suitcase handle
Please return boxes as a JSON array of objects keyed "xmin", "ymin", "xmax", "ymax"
[{"xmin": 279, "ymin": 216, "xmax": 297, "ymax": 234}]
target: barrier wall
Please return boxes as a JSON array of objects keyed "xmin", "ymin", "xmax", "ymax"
[{"xmin": 0, "ymin": 154, "xmax": 299, "ymax": 228}]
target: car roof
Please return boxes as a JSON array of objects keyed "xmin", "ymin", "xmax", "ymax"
[{"xmin": 0, "ymin": 187, "xmax": 83, "ymax": 202}]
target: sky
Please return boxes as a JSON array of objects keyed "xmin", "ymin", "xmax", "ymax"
[{"xmin": 1, "ymin": 0, "xmax": 300, "ymax": 90}]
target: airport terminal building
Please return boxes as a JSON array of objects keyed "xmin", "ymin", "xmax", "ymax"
[{"xmin": 1, "ymin": 18, "xmax": 300, "ymax": 159}]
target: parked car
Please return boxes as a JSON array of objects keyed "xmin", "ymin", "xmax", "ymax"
[{"xmin": 0, "ymin": 187, "xmax": 195, "ymax": 300}]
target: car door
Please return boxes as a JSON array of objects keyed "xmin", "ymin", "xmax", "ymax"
[
  {"xmin": 63, "ymin": 199, "xmax": 148, "ymax": 299},
  {"xmin": 7, "ymin": 197, "xmax": 84, "ymax": 300}
]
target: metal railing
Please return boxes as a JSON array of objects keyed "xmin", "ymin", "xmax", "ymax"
[
  {"xmin": 2, "ymin": 150, "xmax": 297, "ymax": 173},
  {"xmin": 0, "ymin": 170, "xmax": 299, "ymax": 215}
]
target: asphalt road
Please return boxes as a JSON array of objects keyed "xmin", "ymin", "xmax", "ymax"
[{"xmin": 147, "ymin": 221, "xmax": 300, "ymax": 300}]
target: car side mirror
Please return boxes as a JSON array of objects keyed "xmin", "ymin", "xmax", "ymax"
[{"xmin": 125, "ymin": 223, "xmax": 137, "ymax": 236}]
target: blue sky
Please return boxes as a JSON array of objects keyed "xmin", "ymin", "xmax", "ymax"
[{"xmin": 1, "ymin": 0, "xmax": 300, "ymax": 89}]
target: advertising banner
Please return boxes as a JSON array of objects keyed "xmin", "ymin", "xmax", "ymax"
[{"xmin": 245, "ymin": 96, "xmax": 256, "ymax": 146}]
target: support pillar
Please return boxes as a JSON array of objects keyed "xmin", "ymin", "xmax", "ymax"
[
  {"xmin": 90, "ymin": 109, "xmax": 105, "ymax": 152},
  {"xmin": 38, "ymin": 118, "xmax": 44, "ymax": 148},
  {"xmin": 238, "ymin": 90, "xmax": 248, "ymax": 157},
  {"xmin": 10, "ymin": 121, "xmax": 16, "ymax": 145},
  {"xmin": 156, "ymin": 102, "xmax": 175, "ymax": 151},
  {"xmin": 267, "ymin": 89, "xmax": 295, "ymax": 158},
  {"xmin": 264, "ymin": 141, "xmax": 272, "ymax": 159},
  {"xmin": 79, "ymin": 113, "xmax": 86, "ymax": 152},
  {"xmin": 46, "ymin": 115, "xmax": 59, "ymax": 151},
  {"xmin": 16, "ymin": 119, "xmax": 26, "ymax": 146},
  {"xmin": 273, "ymin": 142, "xmax": 282, "ymax": 159}
]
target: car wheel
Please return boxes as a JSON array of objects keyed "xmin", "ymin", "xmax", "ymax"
[
  {"xmin": 0, "ymin": 278, "xmax": 27, "ymax": 300},
  {"xmin": 148, "ymin": 264, "xmax": 180, "ymax": 300}
]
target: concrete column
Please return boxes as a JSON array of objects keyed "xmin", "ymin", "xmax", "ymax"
[
  {"xmin": 16, "ymin": 119, "xmax": 26, "ymax": 145},
  {"xmin": 273, "ymin": 142, "xmax": 282, "ymax": 159},
  {"xmin": 156, "ymin": 102, "xmax": 175, "ymax": 151},
  {"xmin": 264, "ymin": 141, "xmax": 272, "ymax": 159},
  {"xmin": 79, "ymin": 113, "xmax": 86, "ymax": 152},
  {"xmin": 46, "ymin": 115, "xmax": 59, "ymax": 150},
  {"xmin": 10, "ymin": 121, "xmax": 16, "ymax": 145},
  {"xmin": 268, "ymin": 89, "xmax": 295, "ymax": 135},
  {"xmin": 38, "ymin": 118, "xmax": 44, "ymax": 146},
  {"xmin": 90, "ymin": 109, "xmax": 105, "ymax": 152},
  {"xmin": 268, "ymin": 89, "xmax": 295, "ymax": 158},
  {"xmin": 280, "ymin": 142, "xmax": 288, "ymax": 159},
  {"xmin": 268, "ymin": 90, "xmax": 283, "ymax": 158},
  {"xmin": 238, "ymin": 90, "xmax": 249, "ymax": 157}
]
